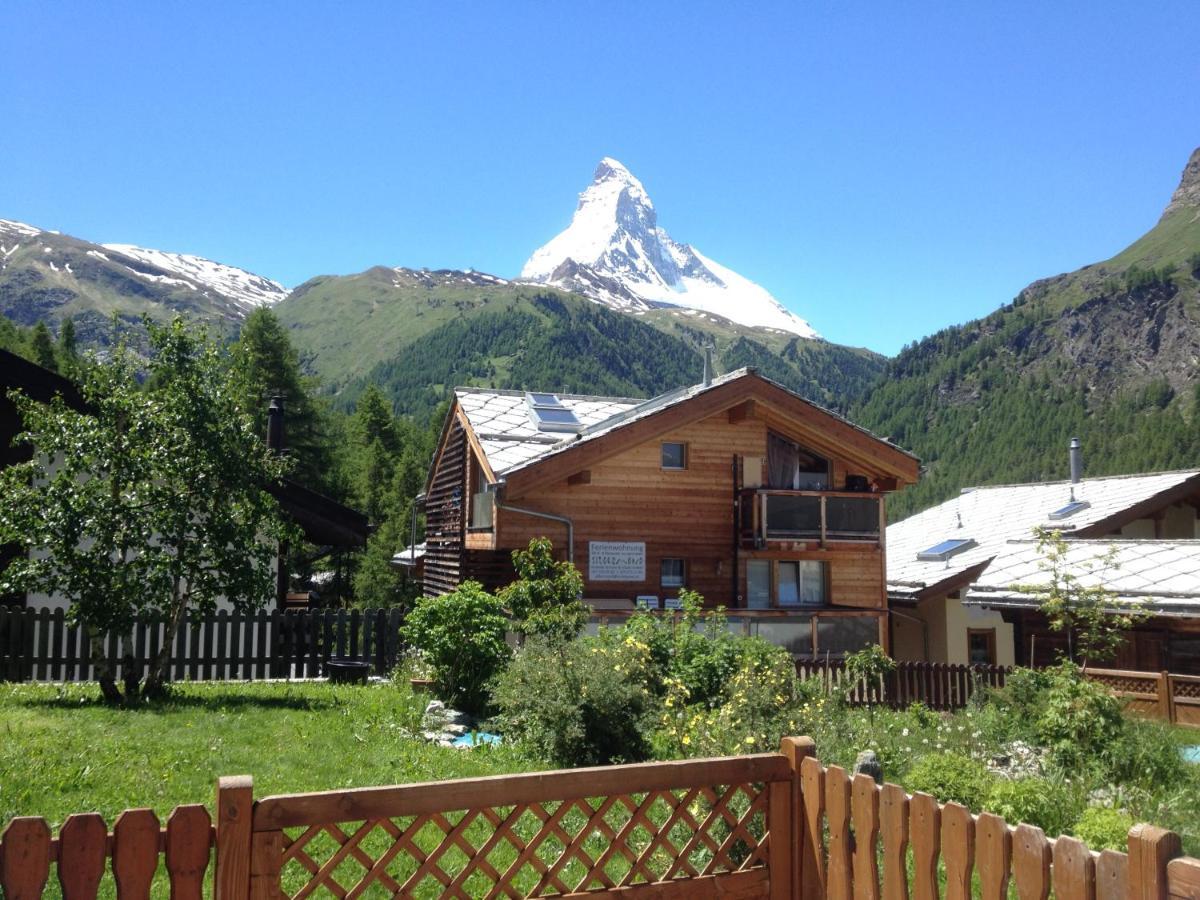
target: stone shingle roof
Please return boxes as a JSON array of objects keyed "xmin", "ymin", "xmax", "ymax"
[
  {"xmin": 887, "ymin": 470, "xmax": 1200, "ymax": 599},
  {"xmin": 964, "ymin": 538, "xmax": 1200, "ymax": 615},
  {"xmin": 456, "ymin": 389, "xmax": 641, "ymax": 475}
]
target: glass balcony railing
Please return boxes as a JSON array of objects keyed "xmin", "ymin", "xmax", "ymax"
[{"xmin": 740, "ymin": 489, "xmax": 881, "ymax": 545}]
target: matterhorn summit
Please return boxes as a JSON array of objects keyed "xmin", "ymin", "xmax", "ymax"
[{"xmin": 520, "ymin": 158, "xmax": 818, "ymax": 337}]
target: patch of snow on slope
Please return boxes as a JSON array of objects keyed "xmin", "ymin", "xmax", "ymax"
[
  {"xmin": 520, "ymin": 158, "xmax": 819, "ymax": 338},
  {"xmin": 0, "ymin": 219, "xmax": 42, "ymax": 239},
  {"xmin": 103, "ymin": 243, "xmax": 288, "ymax": 312}
]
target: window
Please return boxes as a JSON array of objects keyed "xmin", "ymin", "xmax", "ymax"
[
  {"xmin": 968, "ymin": 629, "xmax": 996, "ymax": 665},
  {"xmin": 525, "ymin": 392, "xmax": 582, "ymax": 433},
  {"xmin": 661, "ymin": 441, "xmax": 687, "ymax": 470},
  {"xmin": 1049, "ymin": 500, "xmax": 1090, "ymax": 520},
  {"xmin": 746, "ymin": 560, "xmax": 771, "ymax": 609},
  {"xmin": 916, "ymin": 538, "xmax": 976, "ymax": 562},
  {"xmin": 661, "ymin": 558, "xmax": 685, "ymax": 588},
  {"xmin": 777, "ymin": 561, "xmax": 826, "ymax": 607}
]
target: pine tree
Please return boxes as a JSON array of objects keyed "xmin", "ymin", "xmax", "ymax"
[
  {"xmin": 31, "ymin": 322, "xmax": 58, "ymax": 372},
  {"xmin": 231, "ymin": 308, "xmax": 335, "ymax": 493}
]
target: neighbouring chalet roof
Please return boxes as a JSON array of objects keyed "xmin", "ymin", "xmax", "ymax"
[
  {"xmin": 391, "ymin": 542, "xmax": 427, "ymax": 568},
  {"xmin": 963, "ymin": 538, "xmax": 1200, "ymax": 617},
  {"xmin": 453, "ymin": 368, "xmax": 920, "ymax": 484},
  {"xmin": 887, "ymin": 469, "xmax": 1200, "ymax": 602}
]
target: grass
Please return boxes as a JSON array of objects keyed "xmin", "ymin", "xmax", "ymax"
[{"xmin": 0, "ymin": 680, "xmax": 545, "ymax": 828}]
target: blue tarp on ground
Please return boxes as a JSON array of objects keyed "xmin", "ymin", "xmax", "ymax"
[{"xmin": 453, "ymin": 732, "xmax": 502, "ymax": 748}]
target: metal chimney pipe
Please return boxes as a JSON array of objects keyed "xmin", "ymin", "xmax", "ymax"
[
  {"xmin": 1069, "ymin": 437, "xmax": 1082, "ymax": 484},
  {"xmin": 702, "ymin": 346, "xmax": 713, "ymax": 386},
  {"xmin": 267, "ymin": 396, "xmax": 285, "ymax": 453}
]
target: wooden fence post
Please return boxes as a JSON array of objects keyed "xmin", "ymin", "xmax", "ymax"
[
  {"xmin": 1127, "ymin": 823, "xmax": 1182, "ymax": 900},
  {"xmin": 1157, "ymin": 672, "xmax": 1176, "ymax": 724},
  {"xmin": 216, "ymin": 775, "xmax": 254, "ymax": 900},
  {"xmin": 781, "ymin": 736, "xmax": 819, "ymax": 900}
]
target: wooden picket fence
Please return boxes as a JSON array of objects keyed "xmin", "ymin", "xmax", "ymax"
[
  {"xmin": 795, "ymin": 658, "xmax": 1011, "ymax": 711},
  {"xmin": 0, "ymin": 606, "xmax": 404, "ymax": 683},
  {"xmin": 4, "ymin": 738, "xmax": 1199, "ymax": 899}
]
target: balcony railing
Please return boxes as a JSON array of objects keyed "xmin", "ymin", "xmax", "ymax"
[{"xmin": 739, "ymin": 489, "xmax": 881, "ymax": 546}]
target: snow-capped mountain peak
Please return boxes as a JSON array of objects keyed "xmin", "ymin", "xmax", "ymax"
[
  {"xmin": 520, "ymin": 159, "xmax": 818, "ymax": 337},
  {"xmin": 102, "ymin": 244, "xmax": 288, "ymax": 312}
]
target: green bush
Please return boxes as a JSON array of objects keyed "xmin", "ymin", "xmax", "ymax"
[
  {"xmin": 491, "ymin": 631, "xmax": 657, "ymax": 766},
  {"xmin": 1103, "ymin": 719, "xmax": 1188, "ymax": 791},
  {"xmin": 1031, "ymin": 664, "xmax": 1125, "ymax": 773},
  {"xmin": 904, "ymin": 752, "xmax": 993, "ymax": 810},
  {"xmin": 498, "ymin": 538, "xmax": 587, "ymax": 641},
  {"xmin": 1073, "ymin": 806, "xmax": 1135, "ymax": 851},
  {"xmin": 401, "ymin": 582, "xmax": 510, "ymax": 714},
  {"xmin": 655, "ymin": 644, "xmax": 800, "ymax": 758},
  {"xmin": 984, "ymin": 777, "xmax": 1081, "ymax": 838},
  {"xmin": 622, "ymin": 589, "xmax": 787, "ymax": 708}
]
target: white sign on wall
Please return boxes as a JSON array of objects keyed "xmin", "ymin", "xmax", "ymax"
[{"xmin": 589, "ymin": 541, "xmax": 646, "ymax": 582}]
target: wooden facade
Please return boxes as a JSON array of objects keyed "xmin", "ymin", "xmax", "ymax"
[{"xmin": 420, "ymin": 372, "xmax": 919, "ymax": 656}]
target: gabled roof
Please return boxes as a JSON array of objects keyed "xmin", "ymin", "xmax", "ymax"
[
  {"xmin": 457, "ymin": 389, "xmax": 642, "ymax": 475},
  {"xmin": 964, "ymin": 538, "xmax": 1200, "ymax": 616},
  {"xmin": 447, "ymin": 368, "xmax": 920, "ymax": 496},
  {"xmin": 887, "ymin": 469, "xmax": 1200, "ymax": 601}
]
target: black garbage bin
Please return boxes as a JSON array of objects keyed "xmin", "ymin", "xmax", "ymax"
[{"xmin": 326, "ymin": 657, "xmax": 370, "ymax": 684}]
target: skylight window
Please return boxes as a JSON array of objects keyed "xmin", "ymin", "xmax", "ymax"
[
  {"xmin": 916, "ymin": 538, "xmax": 977, "ymax": 562},
  {"xmin": 525, "ymin": 392, "xmax": 582, "ymax": 433},
  {"xmin": 1048, "ymin": 500, "xmax": 1090, "ymax": 520}
]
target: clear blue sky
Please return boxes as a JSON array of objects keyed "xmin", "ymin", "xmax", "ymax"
[{"xmin": 3, "ymin": 2, "xmax": 1198, "ymax": 355}]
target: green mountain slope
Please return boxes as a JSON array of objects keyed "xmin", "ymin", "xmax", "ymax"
[
  {"xmin": 0, "ymin": 220, "xmax": 285, "ymax": 347},
  {"xmin": 855, "ymin": 147, "xmax": 1200, "ymax": 520},
  {"xmin": 276, "ymin": 266, "xmax": 885, "ymax": 418}
]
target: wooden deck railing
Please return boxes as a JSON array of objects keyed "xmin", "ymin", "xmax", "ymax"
[{"xmin": 3, "ymin": 738, "xmax": 1198, "ymax": 899}]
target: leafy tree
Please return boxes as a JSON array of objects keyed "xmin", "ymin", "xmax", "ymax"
[
  {"xmin": 498, "ymin": 538, "xmax": 587, "ymax": 641},
  {"xmin": 0, "ymin": 319, "xmax": 295, "ymax": 703},
  {"xmin": 231, "ymin": 307, "xmax": 335, "ymax": 493},
  {"xmin": 1016, "ymin": 527, "xmax": 1150, "ymax": 667}
]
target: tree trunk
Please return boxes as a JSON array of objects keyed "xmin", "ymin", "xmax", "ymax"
[
  {"xmin": 143, "ymin": 586, "xmax": 187, "ymax": 699},
  {"xmin": 89, "ymin": 627, "xmax": 123, "ymax": 705}
]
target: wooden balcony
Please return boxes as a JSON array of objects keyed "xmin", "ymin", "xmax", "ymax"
[{"xmin": 738, "ymin": 488, "xmax": 883, "ymax": 548}]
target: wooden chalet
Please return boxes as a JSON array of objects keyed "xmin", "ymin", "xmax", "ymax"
[{"xmin": 419, "ymin": 368, "xmax": 920, "ymax": 657}]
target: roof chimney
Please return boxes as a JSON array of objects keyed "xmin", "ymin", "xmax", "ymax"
[
  {"xmin": 267, "ymin": 396, "xmax": 285, "ymax": 453},
  {"xmin": 1069, "ymin": 437, "xmax": 1082, "ymax": 484},
  {"xmin": 702, "ymin": 345, "xmax": 713, "ymax": 387}
]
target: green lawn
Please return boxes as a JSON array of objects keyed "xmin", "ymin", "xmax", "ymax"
[{"xmin": 0, "ymin": 681, "xmax": 545, "ymax": 828}]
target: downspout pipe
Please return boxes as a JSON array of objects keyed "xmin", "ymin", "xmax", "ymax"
[{"xmin": 489, "ymin": 480, "xmax": 575, "ymax": 564}]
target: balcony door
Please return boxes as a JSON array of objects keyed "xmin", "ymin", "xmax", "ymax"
[{"xmin": 766, "ymin": 433, "xmax": 829, "ymax": 490}]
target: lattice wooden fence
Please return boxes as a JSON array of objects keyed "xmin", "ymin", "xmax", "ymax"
[{"xmin": 4, "ymin": 738, "xmax": 1200, "ymax": 899}]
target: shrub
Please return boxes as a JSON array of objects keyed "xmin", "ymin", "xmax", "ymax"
[
  {"xmin": 655, "ymin": 644, "xmax": 800, "ymax": 758},
  {"xmin": 1031, "ymin": 664, "xmax": 1125, "ymax": 772},
  {"xmin": 984, "ymin": 777, "xmax": 1081, "ymax": 838},
  {"xmin": 1103, "ymin": 718, "xmax": 1188, "ymax": 791},
  {"xmin": 1073, "ymin": 806, "xmax": 1135, "ymax": 851},
  {"xmin": 904, "ymin": 752, "xmax": 993, "ymax": 810},
  {"xmin": 498, "ymin": 538, "xmax": 587, "ymax": 642},
  {"xmin": 401, "ymin": 582, "xmax": 510, "ymax": 714},
  {"xmin": 622, "ymin": 589, "xmax": 788, "ymax": 708},
  {"xmin": 491, "ymin": 631, "xmax": 657, "ymax": 766}
]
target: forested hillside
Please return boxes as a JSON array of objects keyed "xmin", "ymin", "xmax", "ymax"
[
  {"xmin": 277, "ymin": 266, "xmax": 885, "ymax": 419},
  {"xmin": 856, "ymin": 148, "xmax": 1200, "ymax": 520}
]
